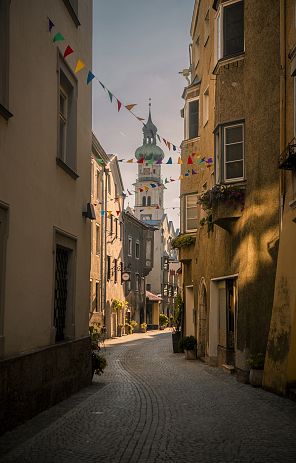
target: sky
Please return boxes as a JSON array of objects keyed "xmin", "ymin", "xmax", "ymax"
[{"xmin": 92, "ymin": 0, "xmax": 195, "ymax": 228}]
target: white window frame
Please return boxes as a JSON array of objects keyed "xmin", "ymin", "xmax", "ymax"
[
  {"xmin": 216, "ymin": 0, "xmax": 244, "ymax": 62},
  {"xmin": 128, "ymin": 236, "xmax": 132, "ymax": 256},
  {"xmin": 96, "ymin": 224, "xmax": 100, "ymax": 255},
  {"xmin": 185, "ymin": 97, "xmax": 200, "ymax": 140},
  {"xmin": 223, "ymin": 123, "xmax": 244, "ymax": 183},
  {"xmin": 203, "ymin": 86, "xmax": 209, "ymax": 126},
  {"xmin": 195, "ymin": 36, "xmax": 200, "ymax": 69},
  {"xmin": 59, "ymin": 87, "xmax": 68, "ymax": 162},
  {"xmin": 135, "ymin": 240, "xmax": 140, "ymax": 259},
  {"xmin": 185, "ymin": 194, "xmax": 198, "ymax": 233}
]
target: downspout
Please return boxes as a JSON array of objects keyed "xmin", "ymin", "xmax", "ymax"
[
  {"xmin": 102, "ymin": 168, "xmax": 108, "ymax": 328},
  {"xmin": 279, "ymin": 0, "xmax": 286, "ymax": 231},
  {"xmin": 100, "ymin": 168, "xmax": 104, "ymax": 317}
]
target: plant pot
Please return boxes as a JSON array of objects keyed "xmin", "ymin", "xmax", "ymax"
[
  {"xmin": 159, "ymin": 325, "xmax": 165, "ymax": 330},
  {"xmin": 172, "ymin": 332, "xmax": 182, "ymax": 353},
  {"xmin": 140, "ymin": 328, "xmax": 147, "ymax": 333},
  {"xmin": 249, "ymin": 368, "xmax": 264, "ymax": 387},
  {"xmin": 184, "ymin": 349, "xmax": 196, "ymax": 360}
]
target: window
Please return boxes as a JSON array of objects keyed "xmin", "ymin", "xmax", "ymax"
[
  {"xmin": 185, "ymin": 194, "xmax": 198, "ymax": 232},
  {"xmin": 141, "ymin": 214, "xmax": 152, "ymax": 221},
  {"xmin": 114, "ymin": 259, "xmax": 118, "ymax": 283},
  {"xmin": 203, "ymin": 87, "xmax": 209, "ymax": 126},
  {"xmin": 147, "ymin": 196, "xmax": 151, "ymax": 206},
  {"xmin": 115, "ymin": 218, "xmax": 118, "ymax": 238},
  {"xmin": 217, "ymin": 0, "xmax": 244, "ymax": 60},
  {"xmin": 135, "ymin": 241, "xmax": 140, "ymax": 259},
  {"xmin": 96, "ymin": 170, "xmax": 101, "ymax": 200},
  {"xmin": 204, "ymin": 8, "xmax": 210, "ymax": 45},
  {"xmin": 135, "ymin": 274, "xmax": 140, "ymax": 292},
  {"xmin": 58, "ymin": 58, "xmax": 77, "ymax": 175},
  {"xmin": 128, "ymin": 237, "xmax": 132, "ymax": 256},
  {"xmin": 107, "ymin": 175, "xmax": 111, "ymax": 194},
  {"xmin": 96, "ymin": 224, "xmax": 100, "ymax": 255},
  {"xmin": 109, "ymin": 215, "xmax": 113, "ymax": 235},
  {"xmin": 146, "ymin": 283, "xmax": 151, "ymax": 291},
  {"xmin": 215, "ymin": 123, "xmax": 244, "ymax": 183},
  {"xmin": 186, "ymin": 99, "xmax": 199, "ymax": 140},
  {"xmin": 195, "ymin": 37, "xmax": 200, "ymax": 67},
  {"xmin": 95, "ymin": 281, "xmax": 100, "ymax": 312},
  {"xmin": 0, "ymin": 0, "xmax": 11, "ymax": 119},
  {"xmin": 107, "ymin": 256, "xmax": 111, "ymax": 281},
  {"xmin": 91, "ymin": 162, "xmax": 94, "ymax": 197},
  {"xmin": 142, "ymin": 196, "xmax": 146, "ymax": 206}
]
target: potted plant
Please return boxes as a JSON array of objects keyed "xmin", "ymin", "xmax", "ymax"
[
  {"xmin": 130, "ymin": 320, "xmax": 138, "ymax": 333},
  {"xmin": 140, "ymin": 322, "xmax": 147, "ymax": 333},
  {"xmin": 125, "ymin": 322, "xmax": 132, "ymax": 335},
  {"xmin": 92, "ymin": 351, "xmax": 107, "ymax": 377},
  {"xmin": 159, "ymin": 313, "xmax": 169, "ymax": 330},
  {"xmin": 248, "ymin": 353, "xmax": 265, "ymax": 387},
  {"xmin": 181, "ymin": 335, "xmax": 197, "ymax": 360},
  {"xmin": 172, "ymin": 294, "xmax": 183, "ymax": 353},
  {"xmin": 89, "ymin": 323, "xmax": 107, "ymax": 379}
]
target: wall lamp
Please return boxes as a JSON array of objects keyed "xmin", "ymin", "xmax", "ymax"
[{"xmin": 82, "ymin": 203, "xmax": 96, "ymax": 220}]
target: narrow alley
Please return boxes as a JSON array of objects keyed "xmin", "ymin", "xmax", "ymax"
[{"xmin": 1, "ymin": 331, "xmax": 296, "ymax": 463}]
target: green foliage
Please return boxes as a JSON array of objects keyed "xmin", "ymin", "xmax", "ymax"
[
  {"xmin": 130, "ymin": 320, "xmax": 138, "ymax": 329},
  {"xmin": 92, "ymin": 352, "xmax": 107, "ymax": 375},
  {"xmin": 140, "ymin": 322, "xmax": 147, "ymax": 330},
  {"xmin": 171, "ymin": 234, "xmax": 196, "ymax": 249},
  {"xmin": 89, "ymin": 323, "xmax": 102, "ymax": 350},
  {"xmin": 198, "ymin": 184, "xmax": 245, "ymax": 212},
  {"xmin": 173, "ymin": 294, "xmax": 183, "ymax": 332},
  {"xmin": 181, "ymin": 335, "xmax": 197, "ymax": 351},
  {"xmin": 247, "ymin": 353, "xmax": 265, "ymax": 370},
  {"xmin": 112, "ymin": 298, "xmax": 128, "ymax": 311},
  {"xmin": 159, "ymin": 313, "xmax": 169, "ymax": 327}
]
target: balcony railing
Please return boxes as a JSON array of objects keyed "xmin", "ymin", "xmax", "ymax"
[{"xmin": 279, "ymin": 138, "xmax": 296, "ymax": 170}]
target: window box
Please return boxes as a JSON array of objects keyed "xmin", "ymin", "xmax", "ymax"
[{"xmin": 172, "ymin": 234, "xmax": 196, "ymax": 262}]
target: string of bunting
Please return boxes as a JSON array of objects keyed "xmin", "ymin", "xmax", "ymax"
[{"xmin": 48, "ymin": 17, "xmax": 181, "ymax": 152}]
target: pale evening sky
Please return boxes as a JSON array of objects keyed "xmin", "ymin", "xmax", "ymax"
[{"xmin": 92, "ymin": 0, "xmax": 195, "ymax": 228}]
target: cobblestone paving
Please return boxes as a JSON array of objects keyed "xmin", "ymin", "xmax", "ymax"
[{"xmin": 1, "ymin": 331, "xmax": 296, "ymax": 463}]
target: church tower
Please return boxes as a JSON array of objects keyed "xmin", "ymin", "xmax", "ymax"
[{"xmin": 134, "ymin": 103, "xmax": 165, "ymax": 222}]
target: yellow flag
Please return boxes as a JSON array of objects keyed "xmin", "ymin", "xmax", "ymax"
[
  {"xmin": 179, "ymin": 175, "xmax": 184, "ymax": 180},
  {"xmin": 125, "ymin": 104, "xmax": 137, "ymax": 111},
  {"xmin": 75, "ymin": 59, "xmax": 85, "ymax": 73},
  {"xmin": 127, "ymin": 159, "xmax": 134, "ymax": 163},
  {"xmin": 107, "ymin": 210, "xmax": 112, "ymax": 216},
  {"xmin": 178, "ymin": 157, "xmax": 183, "ymax": 164},
  {"xmin": 144, "ymin": 186, "xmax": 149, "ymax": 191}
]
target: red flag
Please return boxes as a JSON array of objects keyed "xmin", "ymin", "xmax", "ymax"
[
  {"xmin": 116, "ymin": 211, "xmax": 120, "ymax": 215},
  {"xmin": 137, "ymin": 157, "xmax": 144, "ymax": 164},
  {"xmin": 167, "ymin": 141, "xmax": 171, "ymax": 150},
  {"xmin": 117, "ymin": 99, "xmax": 122, "ymax": 112},
  {"xmin": 187, "ymin": 156, "xmax": 193, "ymax": 164},
  {"xmin": 64, "ymin": 45, "xmax": 74, "ymax": 58}
]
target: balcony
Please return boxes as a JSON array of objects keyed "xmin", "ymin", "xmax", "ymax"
[
  {"xmin": 279, "ymin": 139, "xmax": 296, "ymax": 170},
  {"xmin": 172, "ymin": 234, "xmax": 196, "ymax": 262}
]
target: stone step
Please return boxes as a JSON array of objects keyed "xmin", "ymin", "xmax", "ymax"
[{"xmin": 222, "ymin": 364, "xmax": 235, "ymax": 374}]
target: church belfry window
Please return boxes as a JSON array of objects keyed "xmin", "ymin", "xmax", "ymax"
[
  {"xmin": 142, "ymin": 196, "xmax": 146, "ymax": 206},
  {"xmin": 147, "ymin": 196, "xmax": 151, "ymax": 206}
]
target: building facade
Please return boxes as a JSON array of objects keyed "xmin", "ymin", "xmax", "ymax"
[
  {"xmin": 90, "ymin": 134, "xmax": 125, "ymax": 338},
  {"xmin": 122, "ymin": 209, "xmax": 154, "ymax": 328},
  {"xmin": 180, "ymin": 0, "xmax": 280, "ymax": 378},
  {"xmin": 264, "ymin": 0, "xmax": 296, "ymax": 396},
  {"xmin": 0, "ymin": 0, "xmax": 93, "ymax": 432}
]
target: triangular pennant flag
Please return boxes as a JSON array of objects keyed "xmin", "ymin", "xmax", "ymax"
[
  {"xmin": 156, "ymin": 205, "xmax": 160, "ymax": 209},
  {"xmin": 117, "ymin": 99, "xmax": 122, "ymax": 112},
  {"xmin": 185, "ymin": 172, "xmax": 190, "ymax": 176},
  {"xmin": 179, "ymin": 175, "xmax": 184, "ymax": 180},
  {"xmin": 48, "ymin": 18, "xmax": 55, "ymax": 32},
  {"xmin": 100, "ymin": 210, "xmax": 105, "ymax": 216},
  {"xmin": 167, "ymin": 141, "xmax": 171, "ymax": 150},
  {"xmin": 116, "ymin": 211, "xmax": 120, "ymax": 216},
  {"xmin": 187, "ymin": 156, "xmax": 193, "ymax": 165},
  {"xmin": 170, "ymin": 178, "xmax": 175, "ymax": 182},
  {"xmin": 87, "ymin": 71, "xmax": 95, "ymax": 84},
  {"xmin": 107, "ymin": 211, "xmax": 112, "ymax": 216},
  {"xmin": 162, "ymin": 138, "xmax": 168, "ymax": 146},
  {"xmin": 144, "ymin": 186, "xmax": 149, "ymax": 191},
  {"xmin": 53, "ymin": 32, "xmax": 64, "ymax": 42},
  {"xmin": 64, "ymin": 45, "xmax": 74, "ymax": 58},
  {"xmin": 207, "ymin": 157, "xmax": 213, "ymax": 163},
  {"xmin": 156, "ymin": 159, "xmax": 162, "ymax": 164},
  {"xmin": 137, "ymin": 158, "xmax": 144, "ymax": 164},
  {"xmin": 157, "ymin": 134, "xmax": 161, "ymax": 143},
  {"xmin": 107, "ymin": 90, "xmax": 113, "ymax": 102},
  {"xmin": 192, "ymin": 152, "xmax": 196, "ymax": 157},
  {"xmin": 140, "ymin": 209, "xmax": 144, "ymax": 212},
  {"xmin": 99, "ymin": 81, "xmax": 105, "ymax": 90},
  {"xmin": 150, "ymin": 183, "xmax": 157, "ymax": 188},
  {"xmin": 137, "ymin": 117, "xmax": 145, "ymax": 121},
  {"xmin": 75, "ymin": 59, "xmax": 85, "ymax": 73},
  {"xmin": 95, "ymin": 157, "xmax": 104, "ymax": 164},
  {"xmin": 139, "ymin": 188, "xmax": 144, "ymax": 192},
  {"xmin": 165, "ymin": 178, "xmax": 169, "ymax": 184},
  {"xmin": 127, "ymin": 159, "xmax": 134, "ymax": 163},
  {"xmin": 147, "ymin": 159, "xmax": 154, "ymax": 165},
  {"xmin": 178, "ymin": 157, "xmax": 183, "ymax": 164},
  {"xmin": 173, "ymin": 145, "xmax": 176, "ymax": 151},
  {"xmin": 166, "ymin": 157, "xmax": 172, "ymax": 164},
  {"xmin": 127, "ymin": 190, "xmax": 133, "ymax": 195},
  {"xmin": 125, "ymin": 104, "xmax": 137, "ymax": 111},
  {"xmin": 192, "ymin": 169, "xmax": 197, "ymax": 175}
]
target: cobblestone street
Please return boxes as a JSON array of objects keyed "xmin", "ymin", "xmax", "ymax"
[{"xmin": 1, "ymin": 331, "xmax": 296, "ymax": 463}]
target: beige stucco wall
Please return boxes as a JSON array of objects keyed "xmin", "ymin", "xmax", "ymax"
[{"xmin": 0, "ymin": 0, "xmax": 92, "ymax": 356}]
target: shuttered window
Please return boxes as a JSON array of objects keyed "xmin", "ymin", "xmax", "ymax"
[{"xmin": 223, "ymin": 1, "xmax": 244, "ymax": 57}]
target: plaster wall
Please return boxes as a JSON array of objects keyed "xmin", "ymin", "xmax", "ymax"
[{"xmin": 0, "ymin": 0, "xmax": 92, "ymax": 356}]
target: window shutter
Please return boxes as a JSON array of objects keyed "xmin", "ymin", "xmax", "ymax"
[{"xmin": 223, "ymin": 1, "xmax": 244, "ymax": 57}]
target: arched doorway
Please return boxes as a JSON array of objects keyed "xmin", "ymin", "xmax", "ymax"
[{"xmin": 197, "ymin": 279, "xmax": 208, "ymax": 358}]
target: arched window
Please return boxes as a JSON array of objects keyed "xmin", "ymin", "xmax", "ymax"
[
  {"xmin": 142, "ymin": 196, "xmax": 146, "ymax": 206},
  {"xmin": 147, "ymin": 196, "xmax": 151, "ymax": 206}
]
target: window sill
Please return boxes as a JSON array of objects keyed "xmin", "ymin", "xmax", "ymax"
[
  {"xmin": 183, "ymin": 136, "xmax": 200, "ymax": 144},
  {"xmin": 0, "ymin": 103, "xmax": 13, "ymax": 120},
  {"xmin": 56, "ymin": 157, "xmax": 79, "ymax": 179},
  {"xmin": 213, "ymin": 53, "xmax": 245, "ymax": 75}
]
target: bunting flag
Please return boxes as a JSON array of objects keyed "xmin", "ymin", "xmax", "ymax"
[
  {"xmin": 147, "ymin": 159, "xmax": 154, "ymax": 165},
  {"xmin": 75, "ymin": 59, "xmax": 85, "ymax": 73},
  {"xmin": 139, "ymin": 188, "xmax": 144, "ymax": 192},
  {"xmin": 185, "ymin": 172, "xmax": 190, "ymax": 177},
  {"xmin": 156, "ymin": 159, "xmax": 162, "ymax": 164},
  {"xmin": 87, "ymin": 71, "xmax": 95, "ymax": 85},
  {"xmin": 127, "ymin": 190, "xmax": 132, "ymax": 195},
  {"xmin": 137, "ymin": 158, "xmax": 144, "ymax": 164},
  {"xmin": 187, "ymin": 156, "xmax": 193, "ymax": 165},
  {"xmin": 157, "ymin": 134, "xmax": 161, "ymax": 143},
  {"xmin": 144, "ymin": 186, "xmax": 149, "ymax": 191},
  {"xmin": 107, "ymin": 211, "xmax": 112, "ymax": 216},
  {"xmin": 170, "ymin": 178, "xmax": 175, "ymax": 182},
  {"xmin": 125, "ymin": 104, "xmax": 137, "ymax": 111},
  {"xmin": 150, "ymin": 183, "xmax": 157, "ymax": 188},
  {"xmin": 48, "ymin": 17, "xmax": 55, "ymax": 32},
  {"xmin": 192, "ymin": 169, "xmax": 197, "ymax": 175},
  {"xmin": 100, "ymin": 210, "xmax": 105, "ymax": 216},
  {"xmin": 117, "ymin": 99, "xmax": 122, "ymax": 112},
  {"xmin": 173, "ymin": 145, "xmax": 177, "ymax": 151},
  {"xmin": 64, "ymin": 45, "xmax": 74, "ymax": 58},
  {"xmin": 116, "ymin": 211, "xmax": 121, "ymax": 215},
  {"xmin": 99, "ymin": 81, "xmax": 105, "ymax": 90},
  {"xmin": 167, "ymin": 141, "xmax": 171, "ymax": 150},
  {"xmin": 166, "ymin": 157, "xmax": 172, "ymax": 164},
  {"xmin": 137, "ymin": 117, "xmax": 145, "ymax": 121},
  {"xmin": 178, "ymin": 157, "xmax": 183, "ymax": 164},
  {"xmin": 207, "ymin": 157, "xmax": 213, "ymax": 164},
  {"xmin": 165, "ymin": 178, "xmax": 169, "ymax": 184},
  {"xmin": 162, "ymin": 138, "xmax": 167, "ymax": 146},
  {"xmin": 127, "ymin": 159, "xmax": 134, "ymax": 163},
  {"xmin": 107, "ymin": 90, "xmax": 113, "ymax": 102},
  {"xmin": 53, "ymin": 32, "xmax": 64, "ymax": 42},
  {"xmin": 179, "ymin": 175, "xmax": 184, "ymax": 180}
]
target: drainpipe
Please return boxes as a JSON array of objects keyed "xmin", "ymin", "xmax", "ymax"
[
  {"xmin": 279, "ymin": 0, "xmax": 286, "ymax": 231},
  {"xmin": 101, "ymin": 167, "xmax": 109, "ymax": 328},
  {"xmin": 100, "ymin": 168, "xmax": 104, "ymax": 317}
]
